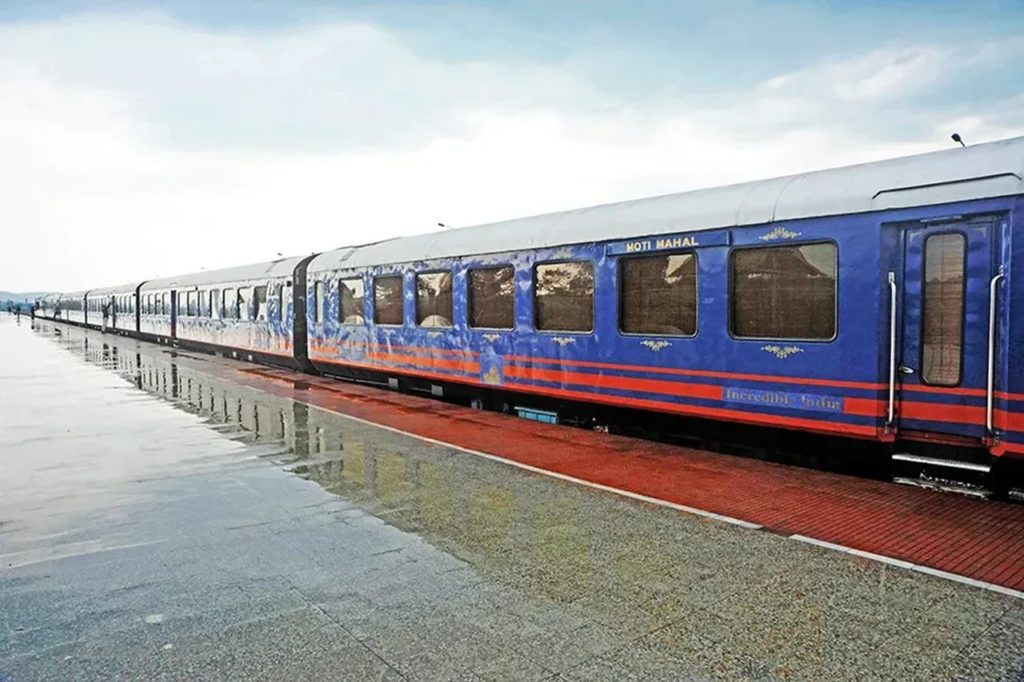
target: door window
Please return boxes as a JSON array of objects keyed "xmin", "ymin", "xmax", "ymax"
[{"xmin": 921, "ymin": 233, "xmax": 966, "ymax": 386}]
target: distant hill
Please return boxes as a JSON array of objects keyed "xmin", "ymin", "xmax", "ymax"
[
  {"xmin": 0, "ymin": 291, "xmax": 52, "ymax": 304},
  {"xmin": 0, "ymin": 288, "xmax": 52, "ymax": 299}
]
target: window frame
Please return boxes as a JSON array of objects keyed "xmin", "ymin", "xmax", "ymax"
[
  {"xmin": 467, "ymin": 264, "xmax": 516, "ymax": 331},
  {"xmin": 415, "ymin": 270, "xmax": 454, "ymax": 329},
  {"xmin": 236, "ymin": 287, "xmax": 249, "ymax": 321},
  {"xmin": 253, "ymin": 285, "xmax": 269, "ymax": 322},
  {"xmin": 918, "ymin": 229, "xmax": 968, "ymax": 388},
  {"xmin": 532, "ymin": 259, "xmax": 597, "ymax": 334},
  {"xmin": 727, "ymin": 239, "xmax": 839, "ymax": 343},
  {"xmin": 617, "ymin": 250, "xmax": 699, "ymax": 338},
  {"xmin": 338, "ymin": 275, "xmax": 367, "ymax": 325},
  {"xmin": 373, "ymin": 274, "xmax": 405, "ymax": 327}
]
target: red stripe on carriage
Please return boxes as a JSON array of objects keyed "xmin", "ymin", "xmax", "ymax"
[{"xmin": 503, "ymin": 365, "xmax": 723, "ymax": 401}]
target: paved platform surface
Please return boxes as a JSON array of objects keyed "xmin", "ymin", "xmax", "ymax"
[
  {"xmin": 2, "ymin": 315, "xmax": 1024, "ymax": 681},
  {"xmin": 228, "ymin": 367, "xmax": 1024, "ymax": 595}
]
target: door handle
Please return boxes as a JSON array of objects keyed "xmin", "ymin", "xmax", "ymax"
[{"xmin": 898, "ymin": 365, "xmax": 915, "ymax": 375}]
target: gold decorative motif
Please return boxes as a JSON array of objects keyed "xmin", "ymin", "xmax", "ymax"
[
  {"xmin": 482, "ymin": 367, "xmax": 502, "ymax": 385},
  {"xmin": 759, "ymin": 226, "xmax": 801, "ymax": 241},
  {"xmin": 641, "ymin": 340, "xmax": 672, "ymax": 352},
  {"xmin": 551, "ymin": 336, "xmax": 576, "ymax": 346},
  {"xmin": 761, "ymin": 344, "xmax": 804, "ymax": 359},
  {"xmin": 482, "ymin": 333, "xmax": 502, "ymax": 342}
]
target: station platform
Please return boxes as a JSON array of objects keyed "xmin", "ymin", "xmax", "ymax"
[
  {"xmin": 228, "ymin": 365, "xmax": 1024, "ymax": 595},
  {"xmin": 3, "ymin": 316, "xmax": 1023, "ymax": 681}
]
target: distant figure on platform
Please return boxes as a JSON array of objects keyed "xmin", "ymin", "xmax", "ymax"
[
  {"xmin": 15, "ymin": 305, "xmax": 21, "ymax": 320},
  {"xmin": 102, "ymin": 301, "xmax": 110, "ymax": 332}
]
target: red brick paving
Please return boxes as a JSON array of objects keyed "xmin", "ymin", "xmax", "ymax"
[{"xmin": 230, "ymin": 365, "xmax": 1024, "ymax": 592}]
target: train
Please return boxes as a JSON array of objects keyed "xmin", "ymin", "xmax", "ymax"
[{"xmin": 36, "ymin": 136, "xmax": 1024, "ymax": 492}]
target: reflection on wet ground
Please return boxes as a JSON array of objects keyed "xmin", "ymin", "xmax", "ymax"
[{"xmin": 2, "ymin": 315, "xmax": 1023, "ymax": 681}]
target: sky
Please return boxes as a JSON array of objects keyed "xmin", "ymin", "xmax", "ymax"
[{"xmin": 3, "ymin": 0, "xmax": 1024, "ymax": 292}]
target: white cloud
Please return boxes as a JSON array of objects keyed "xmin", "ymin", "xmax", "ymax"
[{"xmin": 1, "ymin": 14, "xmax": 1021, "ymax": 291}]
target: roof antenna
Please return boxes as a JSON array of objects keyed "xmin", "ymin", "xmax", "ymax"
[
  {"xmin": 438, "ymin": 222, "xmax": 454, "ymax": 230},
  {"xmin": 951, "ymin": 132, "xmax": 966, "ymax": 147}
]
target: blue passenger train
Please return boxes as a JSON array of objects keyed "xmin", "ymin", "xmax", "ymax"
[{"xmin": 35, "ymin": 136, "xmax": 1024, "ymax": 488}]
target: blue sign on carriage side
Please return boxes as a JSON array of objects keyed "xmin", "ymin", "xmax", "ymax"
[
  {"xmin": 723, "ymin": 387, "xmax": 845, "ymax": 414},
  {"xmin": 606, "ymin": 230, "xmax": 730, "ymax": 256}
]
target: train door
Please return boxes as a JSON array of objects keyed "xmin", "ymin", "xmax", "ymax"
[{"xmin": 895, "ymin": 216, "xmax": 1001, "ymax": 443}]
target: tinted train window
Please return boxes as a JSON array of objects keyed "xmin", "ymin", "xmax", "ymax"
[
  {"xmin": 535, "ymin": 261, "xmax": 594, "ymax": 332},
  {"xmin": 186, "ymin": 291, "xmax": 197, "ymax": 317},
  {"xmin": 281, "ymin": 284, "xmax": 290, "ymax": 322},
  {"xmin": 314, "ymin": 281, "xmax": 325, "ymax": 325},
  {"xmin": 416, "ymin": 272, "xmax": 453, "ymax": 328},
  {"xmin": 374, "ymin": 275, "xmax": 404, "ymax": 325},
  {"xmin": 921, "ymin": 233, "xmax": 965, "ymax": 386},
  {"xmin": 468, "ymin": 266, "xmax": 514, "ymax": 329},
  {"xmin": 339, "ymin": 277, "xmax": 365, "ymax": 324},
  {"xmin": 254, "ymin": 286, "xmax": 268, "ymax": 321},
  {"xmin": 210, "ymin": 289, "xmax": 219, "ymax": 318},
  {"xmin": 223, "ymin": 289, "xmax": 237, "ymax": 319},
  {"xmin": 731, "ymin": 243, "xmax": 837, "ymax": 340},
  {"xmin": 237, "ymin": 287, "xmax": 249, "ymax": 321},
  {"xmin": 620, "ymin": 253, "xmax": 697, "ymax": 335}
]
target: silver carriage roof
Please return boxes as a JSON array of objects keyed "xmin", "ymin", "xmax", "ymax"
[
  {"xmin": 310, "ymin": 135, "xmax": 1024, "ymax": 274},
  {"xmin": 88, "ymin": 282, "xmax": 141, "ymax": 296},
  {"xmin": 140, "ymin": 257, "xmax": 304, "ymax": 292}
]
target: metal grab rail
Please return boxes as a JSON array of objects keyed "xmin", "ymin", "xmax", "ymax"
[
  {"xmin": 987, "ymin": 265, "xmax": 1005, "ymax": 434},
  {"xmin": 887, "ymin": 272, "xmax": 897, "ymax": 426}
]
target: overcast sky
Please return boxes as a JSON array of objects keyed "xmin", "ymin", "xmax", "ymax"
[{"xmin": 3, "ymin": 0, "xmax": 1024, "ymax": 291}]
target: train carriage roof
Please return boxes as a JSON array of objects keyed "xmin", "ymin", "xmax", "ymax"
[
  {"xmin": 87, "ymin": 282, "xmax": 142, "ymax": 296},
  {"xmin": 140, "ymin": 257, "xmax": 303, "ymax": 292},
  {"xmin": 310, "ymin": 135, "xmax": 1024, "ymax": 273}
]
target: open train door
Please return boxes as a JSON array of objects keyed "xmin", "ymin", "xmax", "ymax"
[{"xmin": 891, "ymin": 215, "xmax": 1005, "ymax": 477}]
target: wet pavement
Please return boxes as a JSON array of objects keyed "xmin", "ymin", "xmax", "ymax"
[{"xmin": 1, "ymin": 314, "xmax": 1023, "ymax": 681}]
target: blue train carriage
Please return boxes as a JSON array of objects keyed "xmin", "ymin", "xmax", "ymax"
[
  {"xmin": 140, "ymin": 256, "xmax": 315, "ymax": 368},
  {"xmin": 57, "ymin": 290, "xmax": 89, "ymax": 325},
  {"xmin": 305, "ymin": 136, "xmax": 1024, "ymax": 468},
  {"xmin": 84, "ymin": 283, "xmax": 143, "ymax": 334},
  {"xmin": 37, "ymin": 293, "xmax": 61, "ymax": 319}
]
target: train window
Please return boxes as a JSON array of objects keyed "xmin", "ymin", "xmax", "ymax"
[
  {"xmin": 731, "ymin": 243, "xmax": 837, "ymax": 340},
  {"xmin": 186, "ymin": 291, "xmax": 197, "ymax": 317},
  {"xmin": 416, "ymin": 272, "xmax": 453, "ymax": 328},
  {"xmin": 237, "ymin": 287, "xmax": 250, "ymax": 321},
  {"xmin": 339, "ymin": 277, "xmax": 365, "ymax": 324},
  {"xmin": 313, "ymin": 281, "xmax": 325, "ymax": 325},
  {"xmin": 162, "ymin": 293, "xmax": 169, "ymax": 316},
  {"xmin": 209, "ymin": 289, "xmax": 219, "ymax": 319},
  {"xmin": 374, "ymin": 275, "xmax": 404, "ymax": 326},
  {"xmin": 921, "ymin": 232, "xmax": 965, "ymax": 386},
  {"xmin": 535, "ymin": 261, "xmax": 595, "ymax": 332},
  {"xmin": 223, "ymin": 289, "xmax": 237, "ymax": 320},
  {"xmin": 468, "ymin": 266, "xmax": 514, "ymax": 329},
  {"xmin": 271, "ymin": 284, "xmax": 282, "ymax": 323},
  {"xmin": 254, "ymin": 286, "xmax": 268, "ymax": 321},
  {"xmin": 281, "ymin": 284, "xmax": 290, "ymax": 322},
  {"xmin": 620, "ymin": 253, "xmax": 697, "ymax": 336}
]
